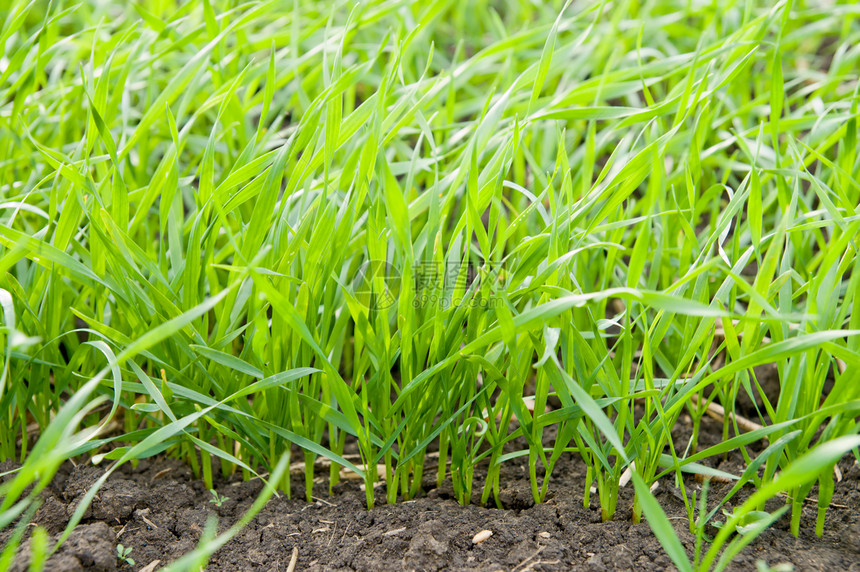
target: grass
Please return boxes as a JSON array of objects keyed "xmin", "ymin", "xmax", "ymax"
[{"xmin": 0, "ymin": 0, "xmax": 859, "ymax": 568}]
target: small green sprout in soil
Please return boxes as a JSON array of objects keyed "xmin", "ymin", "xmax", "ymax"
[
  {"xmin": 209, "ymin": 489, "xmax": 230, "ymax": 508},
  {"xmin": 116, "ymin": 544, "xmax": 135, "ymax": 567}
]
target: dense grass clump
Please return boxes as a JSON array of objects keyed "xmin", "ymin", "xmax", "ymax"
[{"xmin": 1, "ymin": 0, "xmax": 859, "ymax": 568}]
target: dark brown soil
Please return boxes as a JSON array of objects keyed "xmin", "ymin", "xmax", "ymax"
[{"xmin": 4, "ymin": 413, "xmax": 860, "ymax": 572}]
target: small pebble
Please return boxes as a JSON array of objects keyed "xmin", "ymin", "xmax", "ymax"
[{"xmin": 472, "ymin": 529, "xmax": 493, "ymax": 544}]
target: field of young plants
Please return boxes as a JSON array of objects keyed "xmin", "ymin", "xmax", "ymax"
[{"xmin": 1, "ymin": 0, "xmax": 859, "ymax": 570}]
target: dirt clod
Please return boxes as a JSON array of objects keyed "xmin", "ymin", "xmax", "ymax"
[
  {"xmin": 3, "ymin": 415, "xmax": 860, "ymax": 570},
  {"xmin": 12, "ymin": 522, "xmax": 116, "ymax": 572}
]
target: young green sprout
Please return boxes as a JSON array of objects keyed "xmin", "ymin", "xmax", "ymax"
[
  {"xmin": 208, "ymin": 489, "xmax": 230, "ymax": 508},
  {"xmin": 116, "ymin": 544, "xmax": 135, "ymax": 567}
]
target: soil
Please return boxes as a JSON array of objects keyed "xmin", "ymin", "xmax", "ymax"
[{"xmin": 4, "ymin": 412, "xmax": 860, "ymax": 572}]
